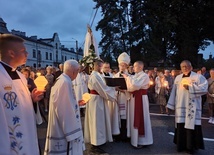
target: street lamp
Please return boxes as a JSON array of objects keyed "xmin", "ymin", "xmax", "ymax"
[{"xmin": 72, "ymin": 38, "xmax": 78, "ymax": 61}]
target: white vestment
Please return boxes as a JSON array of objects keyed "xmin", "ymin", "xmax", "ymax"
[
  {"xmin": 113, "ymin": 72, "xmax": 131, "ymax": 135},
  {"xmin": 83, "ymin": 31, "xmax": 99, "ymax": 57},
  {"xmin": 101, "ymin": 72, "xmax": 120, "ymax": 135},
  {"xmin": 167, "ymin": 71, "xmax": 208, "ymax": 129},
  {"xmin": 0, "ymin": 63, "xmax": 39, "ymax": 155},
  {"xmin": 126, "ymin": 71, "xmax": 153, "ymax": 147},
  {"xmin": 72, "ymin": 72, "xmax": 89, "ymax": 108},
  {"xmin": 44, "ymin": 73, "xmax": 85, "ymax": 155},
  {"xmin": 84, "ymin": 71, "xmax": 116, "ymax": 145}
]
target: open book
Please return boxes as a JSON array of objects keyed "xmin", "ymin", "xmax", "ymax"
[{"xmin": 104, "ymin": 77, "xmax": 127, "ymax": 90}]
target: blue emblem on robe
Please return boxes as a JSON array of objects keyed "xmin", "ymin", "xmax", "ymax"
[{"xmin": 3, "ymin": 91, "xmax": 17, "ymax": 110}]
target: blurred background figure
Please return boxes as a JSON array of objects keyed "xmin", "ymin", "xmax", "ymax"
[
  {"xmin": 54, "ymin": 63, "xmax": 63, "ymax": 81},
  {"xmin": 128, "ymin": 65, "xmax": 135, "ymax": 75},
  {"xmin": 44, "ymin": 66, "xmax": 54, "ymax": 112},
  {"xmin": 21, "ymin": 68, "xmax": 36, "ymax": 92},
  {"xmin": 206, "ymin": 68, "xmax": 214, "ymax": 124},
  {"xmin": 102, "ymin": 62, "xmax": 113, "ymax": 77},
  {"xmin": 155, "ymin": 72, "xmax": 169, "ymax": 114},
  {"xmin": 201, "ymin": 66, "xmax": 210, "ymax": 114},
  {"xmin": 147, "ymin": 70, "xmax": 155, "ymax": 103}
]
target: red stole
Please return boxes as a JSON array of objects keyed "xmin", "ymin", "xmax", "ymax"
[
  {"xmin": 90, "ymin": 90, "xmax": 99, "ymax": 95},
  {"xmin": 132, "ymin": 89, "xmax": 147, "ymax": 136}
]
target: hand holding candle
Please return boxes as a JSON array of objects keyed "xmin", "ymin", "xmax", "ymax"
[
  {"xmin": 34, "ymin": 73, "xmax": 48, "ymax": 91},
  {"xmin": 181, "ymin": 78, "xmax": 191, "ymax": 90},
  {"xmin": 79, "ymin": 93, "xmax": 91, "ymax": 106}
]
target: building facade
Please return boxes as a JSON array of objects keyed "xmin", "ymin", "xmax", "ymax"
[{"xmin": 0, "ymin": 17, "xmax": 83, "ymax": 68}]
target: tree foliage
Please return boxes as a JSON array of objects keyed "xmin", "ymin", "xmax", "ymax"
[{"xmin": 93, "ymin": 0, "xmax": 214, "ymax": 68}]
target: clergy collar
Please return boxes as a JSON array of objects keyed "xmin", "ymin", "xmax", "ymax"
[
  {"xmin": 0, "ymin": 61, "xmax": 16, "ymax": 71},
  {"xmin": 182, "ymin": 71, "xmax": 191, "ymax": 78},
  {"xmin": 0, "ymin": 61, "xmax": 20, "ymax": 80},
  {"xmin": 103, "ymin": 72, "xmax": 110, "ymax": 76}
]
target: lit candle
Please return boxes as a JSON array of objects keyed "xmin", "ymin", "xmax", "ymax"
[
  {"xmin": 181, "ymin": 78, "xmax": 190, "ymax": 85},
  {"xmin": 34, "ymin": 73, "xmax": 48, "ymax": 91},
  {"xmin": 164, "ymin": 81, "xmax": 168, "ymax": 87},
  {"xmin": 149, "ymin": 80, "xmax": 154, "ymax": 85},
  {"xmin": 36, "ymin": 72, "xmax": 41, "ymax": 77}
]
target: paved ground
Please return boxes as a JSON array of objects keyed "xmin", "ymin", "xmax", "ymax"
[{"xmin": 37, "ymin": 103, "xmax": 214, "ymax": 155}]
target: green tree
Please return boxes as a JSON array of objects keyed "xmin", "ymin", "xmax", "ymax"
[{"xmin": 93, "ymin": 0, "xmax": 214, "ymax": 68}]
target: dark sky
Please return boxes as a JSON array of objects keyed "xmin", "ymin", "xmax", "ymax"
[
  {"xmin": 0, "ymin": 0, "xmax": 213, "ymax": 59},
  {"xmin": 0, "ymin": 0, "xmax": 102, "ymax": 50}
]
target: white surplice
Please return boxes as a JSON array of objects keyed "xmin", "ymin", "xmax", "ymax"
[
  {"xmin": 44, "ymin": 73, "xmax": 85, "ymax": 155},
  {"xmin": 167, "ymin": 71, "xmax": 208, "ymax": 129},
  {"xmin": 113, "ymin": 72, "xmax": 131, "ymax": 135},
  {"xmin": 72, "ymin": 72, "xmax": 89, "ymax": 105},
  {"xmin": 0, "ymin": 63, "xmax": 39, "ymax": 155},
  {"xmin": 101, "ymin": 72, "xmax": 120, "ymax": 135},
  {"xmin": 84, "ymin": 71, "xmax": 116, "ymax": 146},
  {"xmin": 126, "ymin": 71, "xmax": 153, "ymax": 147}
]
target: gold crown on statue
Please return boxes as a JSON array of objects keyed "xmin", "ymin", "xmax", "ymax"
[{"xmin": 4, "ymin": 85, "xmax": 12, "ymax": 91}]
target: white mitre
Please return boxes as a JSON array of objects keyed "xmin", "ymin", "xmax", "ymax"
[{"xmin": 117, "ymin": 52, "xmax": 130, "ymax": 65}]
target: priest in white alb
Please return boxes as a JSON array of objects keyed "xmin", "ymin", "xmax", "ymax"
[
  {"xmin": 0, "ymin": 34, "xmax": 44, "ymax": 155},
  {"xmin": 44, "ymin": 60, "xmax": 85, "ymax": 155},
  {"xmin": 167, "ymin": 60, "xmax": 208, "ymax": 154},
  {"xmin": 123, "ymin": 61, "xmax": 153, "ymax": 148},
  {"xmin": 84, "ymin": 59, "xmax": 116, "ymax": 149},
  {"xmin": 113, "ymin": 52, "xmax": 131, "ymax": 142},
  {"xmin": 100, "ymin": 62, "xmax": 120, "ymax": 137}
]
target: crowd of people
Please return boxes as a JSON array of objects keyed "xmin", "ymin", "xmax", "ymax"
[{"xmin": 0, "ymin": 34, "xmax": 213, "ymax": 155}]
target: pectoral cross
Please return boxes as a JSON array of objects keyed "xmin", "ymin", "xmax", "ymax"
[{"xmin": 55, "ymin": 142, "xmax": 62, "ymax": 150}]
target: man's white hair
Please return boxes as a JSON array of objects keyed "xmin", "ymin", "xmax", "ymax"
[{"xmin": 63, "ymin": 60, "xmax": 79, "ymax": 73}]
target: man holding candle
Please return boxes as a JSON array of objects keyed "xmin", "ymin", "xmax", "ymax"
[
  {"xmin": 167, "ymin": 60, "xmax": 208, "ymax": 154},
  {"xmin": 44, "ymin": 60, "xmax": 85, "ymax": 155},
  {"xmin": 0, "ymin": 34, "xmax": 44, "ymax": 155}
]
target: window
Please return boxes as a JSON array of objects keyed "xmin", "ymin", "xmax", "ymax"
[
  {"xmin": 46, "ymin": 52, "xmax": 48, "ymax": 60},
  {"xmin": 38, "ymin": 50, "xmax": 41, "ymax": 61},
  {"xmin": 33, "ymin": 63, "xmax": 36, "ymax": 68},
  {"xmin": 56, "ymin": 54, "xmax": 58, "ymax": 62},
  {"xmin": 65, "ymin": 56, "xmax": 67, "ymax": 61},
  {"xmin": 33, "ymin": 49, "xmax": 36, "ymax": 58},
  {"xmin": 50, "ymin": 53, "xmax": 52, "ymax": 60}
]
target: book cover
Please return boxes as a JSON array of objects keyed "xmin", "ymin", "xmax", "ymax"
[{"xmin": 104, "ymin": 77, "xmax": 127, "ymax": 89}]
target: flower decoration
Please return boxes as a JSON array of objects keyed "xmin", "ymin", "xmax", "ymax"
[{"xmin": 79, "ymin": 44, "xmax": 100, "ymax": 68}]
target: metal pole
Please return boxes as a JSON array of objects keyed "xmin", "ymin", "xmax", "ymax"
[{"xmin": 76, "ymin": 40, "xmax": 78, "ymax": 60}]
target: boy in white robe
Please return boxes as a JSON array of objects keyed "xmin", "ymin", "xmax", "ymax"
[
  {"xmin": 123, "ymin": 61, "xmax": 153, "ymax": 148},
  {"xmin": 0, "ymin": 34, "xmax": 44, "ymax": 155},
  {"xmin": 73, "ymin": 66, "xmax": 89, "ymax": 117},
  {"xmin": 84, "ymin": 59, "xmax": 116, "ymax": 151},
  {"xmin": 44, "ymin": 60, "xmax": 85, "ymax": 155},
  {"xmin": 167, "ymin": 60, "xmax": 208, "ymax": 154}
]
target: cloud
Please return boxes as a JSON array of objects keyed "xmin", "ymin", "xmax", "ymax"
[{"xmin": 0, "ymin": 0, "xmax": 101, "ymax": 49}]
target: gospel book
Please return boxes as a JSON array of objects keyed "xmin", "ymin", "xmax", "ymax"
[{"xmin": 104, "ymin": 77, "xmax": 127, "ymax": 89}]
